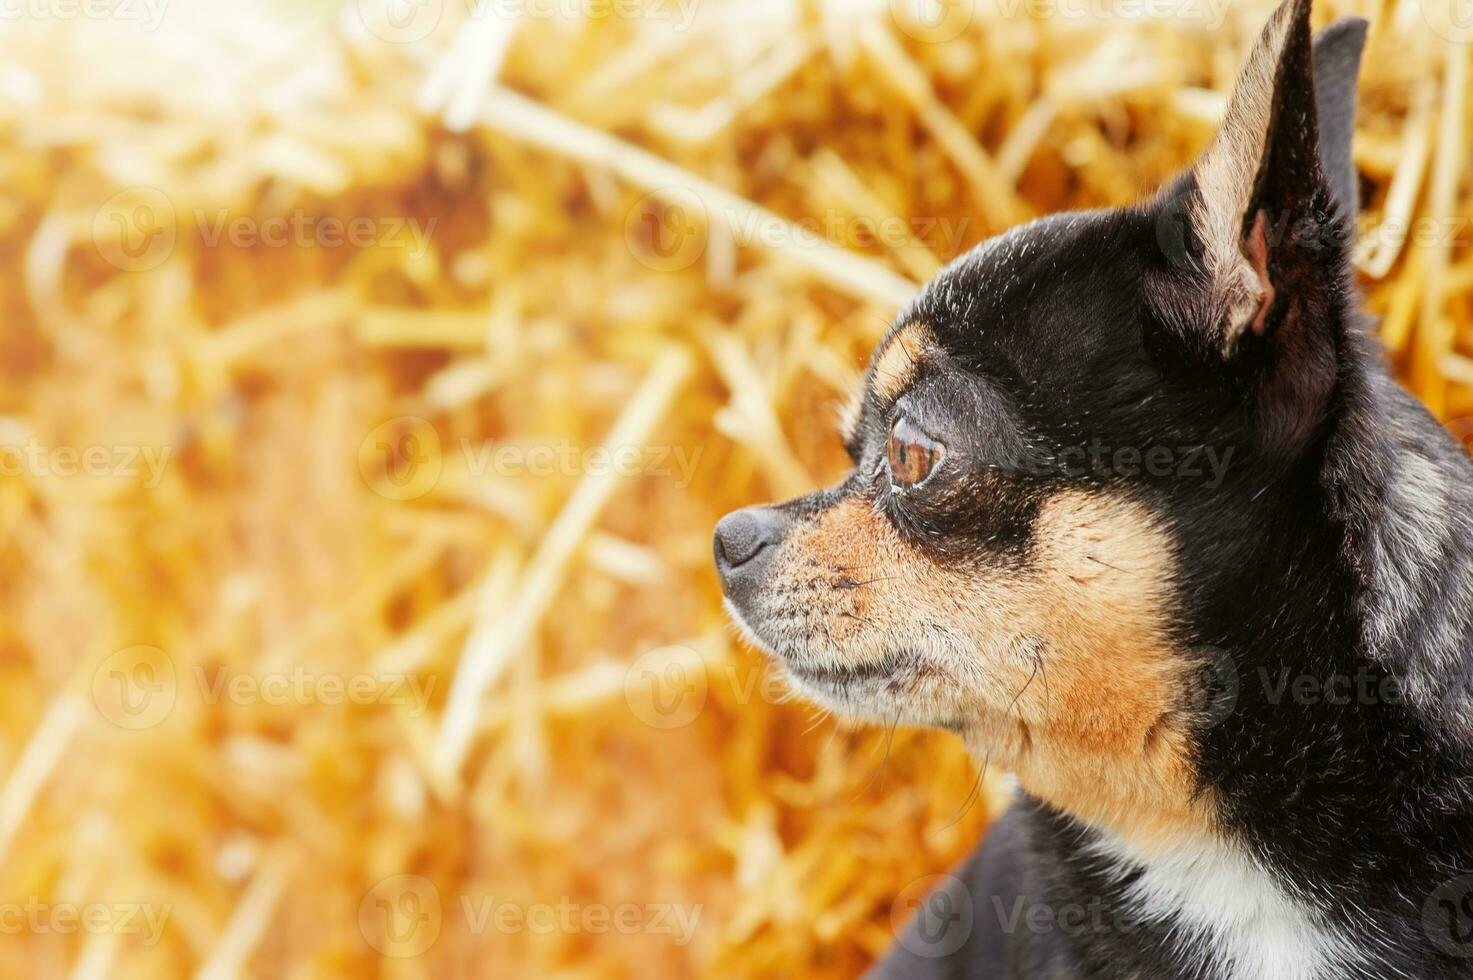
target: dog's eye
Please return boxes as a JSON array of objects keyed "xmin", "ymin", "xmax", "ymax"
[{"xmin": 887, "ymin": 416, "xmax": 945, "ymax": 489}]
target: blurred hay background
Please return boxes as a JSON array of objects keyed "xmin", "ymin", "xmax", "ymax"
[{"xmin": 0, "ymin": 0, "xmax": 1467, "ymax": 976}]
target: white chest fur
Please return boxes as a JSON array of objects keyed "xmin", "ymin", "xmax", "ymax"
[{"xmin": 1084, "ymin": 831, "xmax": 1365, "ymax": 980}]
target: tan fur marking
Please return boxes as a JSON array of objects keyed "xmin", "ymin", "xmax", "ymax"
[
  {"xmin": 765, "ymin": 491, "xmax": 1211, "ymax": 852},
  {"xmin": 869, "ymin": 323, "xmax": 934, "ymax": 405},
  {"xmin": 1245, "ymin": 210, "xmax": 1276, "ymax": 335}
]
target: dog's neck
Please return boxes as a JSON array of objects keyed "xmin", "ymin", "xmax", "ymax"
[
  {"xmin": 1019, "ymin": 349, "xmax": 1473, "ymax": 979},
  {"xmin": 1188, "ymin": 344, "xmax": 1473, "ymax": 833}
]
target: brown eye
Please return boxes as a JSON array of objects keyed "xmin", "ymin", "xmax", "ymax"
[{"xmin": 886, "ymin": 416, "xmax": 945, "ymax": 488}]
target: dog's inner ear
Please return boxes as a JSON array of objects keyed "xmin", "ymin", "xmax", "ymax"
[
  {"xmin": 1159, "ymin": 0, "xmax": 1366, "ymax": 373},
  {"xmin": 1186, "ymin": 0, "xmax": 1326, "ymax": 358}
]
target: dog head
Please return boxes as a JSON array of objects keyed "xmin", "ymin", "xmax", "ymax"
[{"xmin": 714, "ymin": 0, "xmax": 1368, "ymax": 847}]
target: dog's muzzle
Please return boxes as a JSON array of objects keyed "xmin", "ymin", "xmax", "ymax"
[{"xmin": 713, "ymin": 505, "xmax": 791, "ymax": 608}]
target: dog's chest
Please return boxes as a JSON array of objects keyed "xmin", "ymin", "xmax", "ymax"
[{"xmin": 1084, "ymin": 832, "xmax": 1359, "ymax": 980}]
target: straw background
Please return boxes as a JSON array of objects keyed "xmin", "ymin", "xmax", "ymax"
[{"xmin": 0, "ymin": 0, "xmax": 1469, "ymax": 976}]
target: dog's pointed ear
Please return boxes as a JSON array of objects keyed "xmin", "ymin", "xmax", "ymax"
[
  {"xmin": 1313, "ymin": 17, "xmax": 1369, "ymax": 215},
  {"xmin": 1186, "ymin": 0, "xmax": 1321, "ymax": 358},
  {"xmin": 1154, "ymin": 0, "xmax": 1362, "ymax": 366}
]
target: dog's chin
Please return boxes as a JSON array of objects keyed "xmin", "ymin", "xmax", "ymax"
[
  {"xmin": 782, "ymin": 658, "xmax": 915, "ymax": 723},
  {"xmin": 722, "ymin": 600, "xmax": 965, "ymax": 730}
]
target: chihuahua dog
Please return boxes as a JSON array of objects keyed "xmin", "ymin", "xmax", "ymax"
[{"xmin": 713, "ymin": 2, "xmax": 1473, "ymax": 976}]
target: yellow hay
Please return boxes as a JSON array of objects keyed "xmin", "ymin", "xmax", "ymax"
[{"xmin": 0, "ymin": 1, "xmax": 1469, "ymax": 978}]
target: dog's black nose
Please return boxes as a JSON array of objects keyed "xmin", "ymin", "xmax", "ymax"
[{"xmin": 714, "ymin": 506, "xmax": 790, "ymax": 600}]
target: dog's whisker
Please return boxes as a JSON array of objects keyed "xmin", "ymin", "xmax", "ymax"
[{"xmin": 934, "ymin": 660, "xmax": 1039, "ymax": 836}]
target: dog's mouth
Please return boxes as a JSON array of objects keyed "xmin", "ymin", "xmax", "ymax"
[
  {"xmin": 723, "ymin": 595, "xmax": 953, "ymax": 727},
  {"xmin": 785, "ymin": 650, "xmax": 915, "ymax": 686},
  {"xmin": 782, "ymin": 648, "xmax": 969, "ymax": 730}
]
